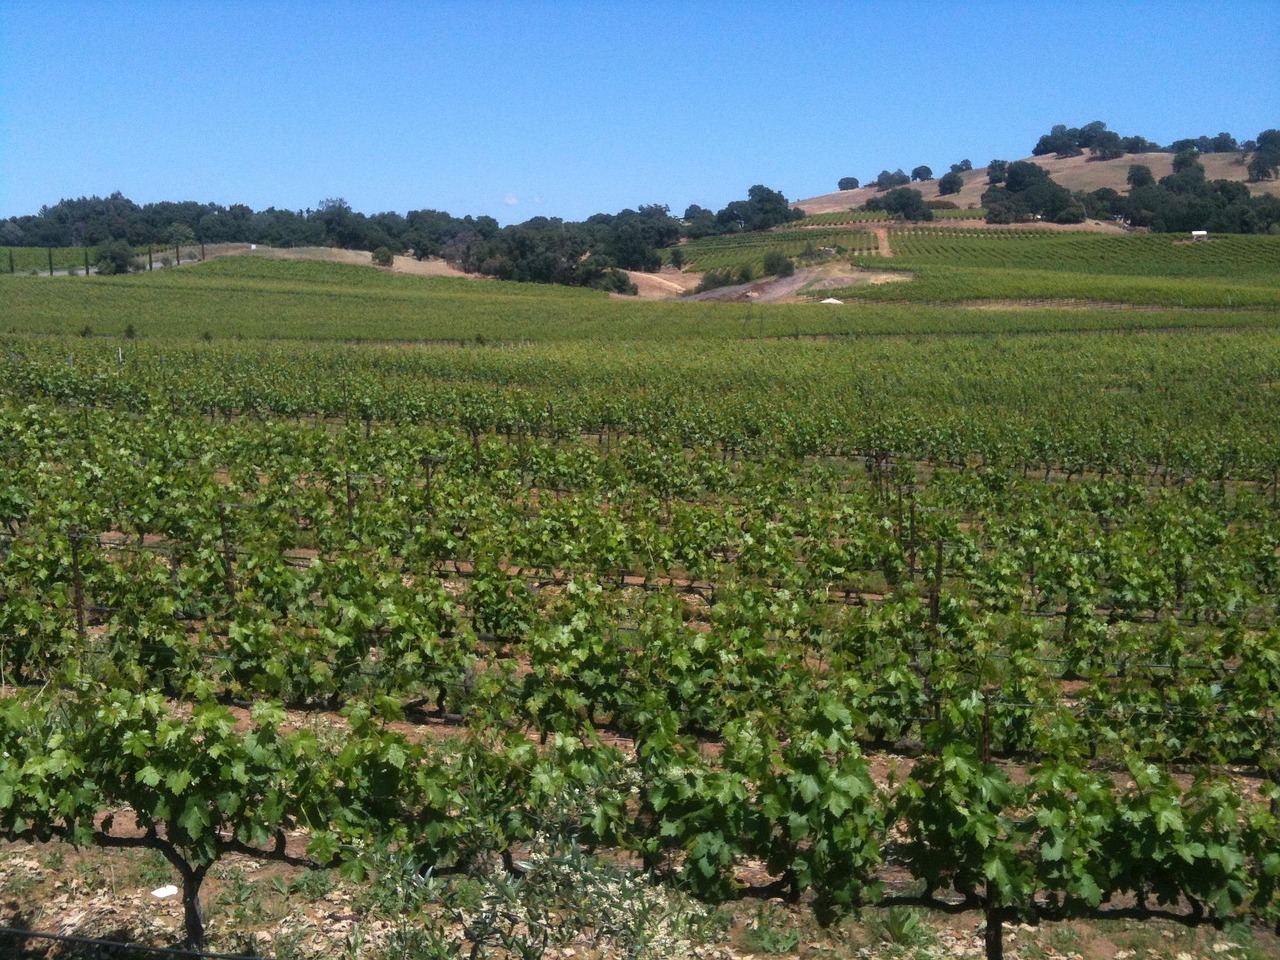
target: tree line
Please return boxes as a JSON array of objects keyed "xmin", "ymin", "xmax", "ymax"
[{"xmin": 1, "ymin": 186, "xmax": 804, "ymax": 293}]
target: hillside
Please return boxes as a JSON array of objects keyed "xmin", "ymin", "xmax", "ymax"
[{"xmin": 796, "ymin": 151, "xmax": 1280, "ymax": 216}]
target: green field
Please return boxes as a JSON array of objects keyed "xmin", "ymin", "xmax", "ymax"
[
  {"xmin": 3, "ymin": 253, "xmax": 1279, "ymax": 342},
  {"xmin": 2, "ymin": 247, "xmax": 1280, "ymax": 957},
  {"xmin": 670, "ymin": 227, "xmax": 1280, "ymax": 308},
  {"xmin": 832, "ymin": 231, "xmax": 1280, "ymax": 307},
  {"xmin": 2, "ymin": 245, "xmax": 94, "ymax": 274},
  {"xmin": 2, "ymin": 243, "xmax": 186, "ymax": 275}
]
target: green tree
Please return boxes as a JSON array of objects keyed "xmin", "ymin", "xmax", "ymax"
[
  {"xmin": 950, "ymin": 159, "xmax": 973, "ymax": 174},
  {"xmin": 371, "ymin": 246, "xmax": 394, "ymax": 267},
  {"xmin": 874, "ymin": 169, "xmax": 911, "ymax": 191},
  {"xmin": 938, "ymin": 171, "xmax": 964, "ymax": 196},
  {"xmin": 1172, "ymin": 149, "xmax": 1200, "ymax": 173},
  {"xmin": 911, "ymin": 165, "xmax": 933, "ymax": 182},
  {"xmin": 838, "ymin": 176, "xmax": 860, "ymax": 190},
  {"xmin": 864, "ymin": 187, "xmax": 933, "ymax": 221},
  {"xmin": 166, "ymin": 222, "xmax": 197, "ymax": 246},
  {"xmin": 1247, "ymin": 129, "xmax": 1280, "ymax": 181},
  {"xmin": 1127, "ymin": 164, "xmax": 1155, "ymax": 190},
  {"xmin": 987, "ymin": 160, "xmax": 1008, "ymax": 184},
  {"xmin": 94, "ymin": 239, "xmax": 141, "ymax": 275},
  {"xmin": 1089, "ymin": 130, "xmax": 1124, "ymax": 161}
]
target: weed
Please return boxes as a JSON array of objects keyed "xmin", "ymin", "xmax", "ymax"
[
  {"xmin": 288, "ymin": 868, "xmax": 335, "ymax": 901},
  {"xmin": 214, "ymin": 868, "xmax": 265, "ymax": 925},
  {"xmin": 136, "ymin": 848, "xmax": 173, "ymax": 889},
  {"xmin": 742, "ymin": 906, "xmax": 802, "ymax": 954},
  {"xmin": 862, "ymin": 906, "xmax": 933, "ymax": 948}
]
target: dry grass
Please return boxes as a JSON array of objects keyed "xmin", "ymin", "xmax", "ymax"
[{"xmin": 796, "ymin": 151, "xmax": 1280, "ymax": 216}]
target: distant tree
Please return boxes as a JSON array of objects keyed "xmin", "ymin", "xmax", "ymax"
[
  {"xmin": 1003, "ymin": 161, "xmax": 1052, "ymax": 193},
  {"xmin": 938, "ymin": 171, "xmax": 964, "ymax": 196},
  {"xmin": 371, "ymin": 246, "xmax": 394, "ymax": 267},
  {"xmin": 166, "ymin": 222, "xmax": 197, "ymax": 245},
  {"xmin": 1075, "ymin": 121, "xmax": 1109, "ymax": 148},
  {"xmin": 985, "ymin": 202, "xmax": 1017, "ymax": 224},
  {"xmin": 1054, "ymin": 200, "xmax": 1087, "ymax": 224},
  {"xmin": 1121, "ymin": 135, "xmax": 1162, "ymax": 153},
  {"xmin": 1084, "ymin": 187, "xmax": 1123, "ymax": 219},
  {"xmin": 986, "ymin": 160, "xmax": 1008, "ymax": 184},
  {"xmin": 910, "ymin": 165, "xmax": 933, "ymax": 182},
  {"xmin": 669, "ymin": 247, "xmax": 685, "ymax": 269},
  {"xmin": 1210, "ymin": 132, "xmax": 1239, "ymax": 153},
  {"xmin": 1248, "ymin": 152, "xmax": 1277, "ymax": 182},
  {"xmin": 713, "ymin": 185, "xmax": 804, "ymax": 233},
  {"xmin": 982, "ymin": 161, "xmax": 1074, "ymax": 223},
  {"xmin": 949, "ymin": 159, "xmax": 973, "ymax": 174},
  {"xmin": 864, "ymin": 187, "xmax": 933, "ymax": 221},
  {"xmin": 874, "ymin": 169, "xmax": 911, "ymax": 191},
  {"xmin": 681, "ymin": 204, "xmax": 718, "ymax": 238},
  {"xmin": 837, "ymin": 176, "xmax": 860, "ymax": 190},
  {"xmin": 1127, "ymin": 164, "xmax": 1155, "ymax": 189},
  {"xmin": 1171, "ymin": 149, "xmax": 1201, "ymax": 173},
  {"xmin": 94, "ymin": 239, "xmax": 141, "ymax": 275},
  {"xmin": 1033, "ymin": 124, "xmax": 1084, "ymax": 158},
  {"xmin": 1089, "ymin": 130, "xmax": 1124, "ymax": 161},
  {"xmin": 1248, "ymin": 129, "xmax": 1280, "ymax": 181}
]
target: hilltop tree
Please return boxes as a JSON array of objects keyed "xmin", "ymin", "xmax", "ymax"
[
  {"xmin": 911, "ymin": 166, "xmax": 933, "ymax": 182},
  {"xmin": 837, "ymin": 176, "xmax": 859, "ymax": 190},
  {"xmin": 1089, "ymin": 130, "xmax": 1124, "ymax": 161},
  {"xmin": 987, "ymin": 160, "xmax": 1008, "ymax": 185},
  {"xmin": 874, "ymin": 169, "xmax": 911, "ymax": 191},
  {"xmin": 950, "ymin": 159, "xmax": 973, "ymax": 174}
]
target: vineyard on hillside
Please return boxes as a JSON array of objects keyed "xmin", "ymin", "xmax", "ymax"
[
  {"xmin": 1, "ymin": 254, "xmax": 1279, "ymax": 958},
  {"xmin": 792, "ymin": 208, "xmax": 987, "ymax": 227}
]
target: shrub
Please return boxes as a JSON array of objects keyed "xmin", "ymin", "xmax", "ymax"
[
  {"xmin": 94, "ymin": 240, "xmax": 141, "ymax": 275},
  {"xmin": 372, "ymin": 247, "xmax": 394, "ymax": 267},
  {"xmin": 694, "ymin": 270, "xmax": 740, "ymax": 293},
  {"xmin": 762, "ymin": 251, "xmax": 794, "ymax": 277}
]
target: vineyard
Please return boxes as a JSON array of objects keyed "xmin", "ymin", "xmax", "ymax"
[
  {"xmin": 1, "ymin": 256, "xmax": 1280, "ymax": 959},
  {"xmin": 792, "ymin": 209, "xmax": 987, "ymax": 228},
  {"xmin": 2, "ymin": 245, "xmax": 183, "ymax": 276},
  {"xmin": 668, "ymin": 229, "xmax": 883, "ymax": 275}
]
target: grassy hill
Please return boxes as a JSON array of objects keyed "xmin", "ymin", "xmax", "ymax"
[{"xmin": 797, "ymin": 151, "xmax": 1280, "ymax": 216}]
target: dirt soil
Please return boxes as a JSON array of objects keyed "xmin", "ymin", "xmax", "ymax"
[
  {"xmin": 619, "ymin": 265, "xmax": 700, "ymax": 299},
  {"xmin": 217, "ymin": 244, "xmax": 470, "ymax": 278},
  {"xmin": 684, "ymin": 262, "xmax": 911, "ymax": 303}
]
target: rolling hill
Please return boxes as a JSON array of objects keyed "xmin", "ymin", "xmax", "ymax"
[{"xmin": 796, "ymin": 150, "xmax": 1280, "ymax": 216}]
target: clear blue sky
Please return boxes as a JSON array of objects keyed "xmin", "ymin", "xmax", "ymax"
[{"xmin": 1, "ymin": 1, "xmax": 1276, "ymax": 224}]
